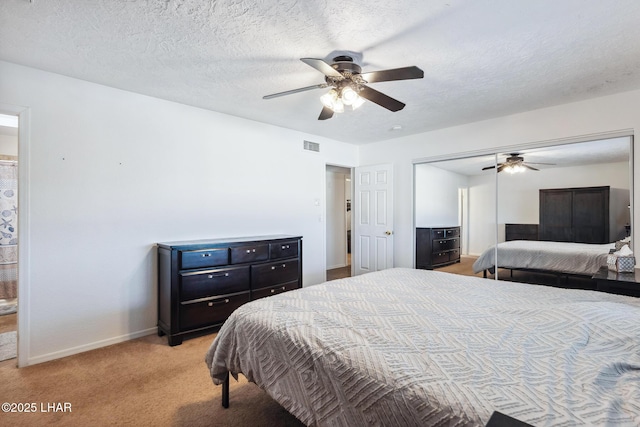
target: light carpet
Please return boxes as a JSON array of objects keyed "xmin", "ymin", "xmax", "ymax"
[{"xmin": 0, "ymin": 330, "xmax": 16, "ymax": 361}]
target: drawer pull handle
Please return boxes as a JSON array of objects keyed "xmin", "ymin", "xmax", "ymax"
[
  {"xmin": 246, "ymin": 249, "xmax": 256, "ymax": 253},
  {"xmin": 207, "ymin": 299, "xmax": 229, "ymax": 307},
  {"xmin": 282, "ymin": 245, "xmax": 290, "ymax": 249},
  {"xmin": 281, "ymin": 286, "xmax": 285, "ymax": 290},
  {"xmin": 270, "ymin": 289, "xmax": 275, "ymax": 293},
  {"xmin": 207, "ymin": 273, "xmax": 229, "ymax": 279},
  {"xmin": 271, "ymin": 266, "xmax": 276, "ymax": 270},
  {"xmin": 202, "ymin": 253, "xmax": 211, "ymax": 257}
]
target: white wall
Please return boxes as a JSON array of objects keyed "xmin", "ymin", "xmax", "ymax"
[
  {"xmin": 414, "ymin": 164, "xmax": 467, "ymax": 227},
  {"xmin": 360, "ymin": 88, "xmax": 640, "ymax": 269},
  {"xmin": 0, "ymin": 60, "xmax": 358, "ymax": 365}
]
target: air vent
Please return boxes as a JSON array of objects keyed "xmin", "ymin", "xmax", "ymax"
[{"xmin": 303, "ymin": 140, "xmax": 320, "ymax": 152}]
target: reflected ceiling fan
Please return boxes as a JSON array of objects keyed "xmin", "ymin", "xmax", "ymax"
[
  {"xmin": 263, "ymin": 55, "xmax": 424, "ymax": 120},
  {"xmin": 482, "ymin": 153, "xmax": 555, "ymax": 173}
]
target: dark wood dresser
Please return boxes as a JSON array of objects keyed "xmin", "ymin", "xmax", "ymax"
[
  {"xmin": 416, "ymin": 227, "xmax": 461, "ymax": 269},
  {"xmin": 157, "ymin": 235, "xmax": 302, "ymax": 346}
]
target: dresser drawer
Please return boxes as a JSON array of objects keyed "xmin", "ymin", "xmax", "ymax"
[
  {"xmin": 432, "ymin": 229, "xmax": 446, "ymax": 239},
  {"xmin": 179, "ymin": 292, "xmax": 250, "ymax": 331},
  {"xmin": 445, "ymin": 228, "xmax": 460, "ymax": 238},
  {"xmin": 432, "ymin": 251, "xmax": 450, "ymax": 265},
  {"xmin": 432, "ymin": 238, "xmax": 459, "ymax": 251},
  {"xmin": 251, "ymin": 259, "xmax": 300, "ymax": 290},
  {"xmin": 449, "ymin": 248, "xmax": 460, "ymax": 261},
  {"xmin": 269, "ymin": 240, "xmax": 299, "ymax": 259},
  {"xmin": 252, "ymin": 280, "xmax": 299, "ymax": 300},
  {"xmin": 230, "ymin": 244, "xmax": 269, "ymax": 264},
  {"xmin": 180, "ymin": 248, "xmax": 228, "ymax": 270},
  {"xmin": 179, "ymin": 266, "xmax": 250, "ymax": 301}
]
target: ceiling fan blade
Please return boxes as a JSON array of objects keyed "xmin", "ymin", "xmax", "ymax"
[
  {"xmin": 263, "ymin": 84, "xmax": 328, "ymax": 99},
  {"xmin": 358, "ymin": 85, "xmax": 405, "ymax": 112},
  {"xmin": 482, "ymin": 165, "xmax": 496, "ymax": 171},
  {"xmin": 497, "ymin": 164, "xmax": 507, "ymax": 173},
  {"xmin": 360, "ymin": 66, "xmax": 424, "ymax": 83},
  {"xmin": 523, "ymin": 164, "xmax": 539, "ymax": 171},
  {"xmin": 318, "ymin": 106, "xmax": 334, "ymax": 121},
  {"xmin": 524, "ymin": 162, "xmax": 556, "ymax": 165},
  {"xmin": 300, "ymin": 58, "xmax": 343, "ymax": 78}
]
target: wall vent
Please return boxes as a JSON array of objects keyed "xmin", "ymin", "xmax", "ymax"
[{"xmin": 303, "ymin": 140, "xmax": 320, "ymax": 152}]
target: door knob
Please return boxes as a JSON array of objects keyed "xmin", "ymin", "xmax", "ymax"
[{"xmin": 385, "ymin": 231, "xmax": 393, "ymax": 236}]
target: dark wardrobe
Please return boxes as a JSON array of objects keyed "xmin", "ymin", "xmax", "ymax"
[{"xmin": 539, "ymin": 186, "xmax": 609, "ymax": 243}]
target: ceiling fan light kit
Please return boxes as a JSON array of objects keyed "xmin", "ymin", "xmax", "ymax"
[
  {"xmin": 503, "ymin": 164, "xmax": 526, "ymax": 174},
  {"xmin": 263, "ymin": 54, "xmax": 424, "ymax": 120},
  {"xmin": 482, "ymin": 153, "xmax": 556, "ymax": 173}
]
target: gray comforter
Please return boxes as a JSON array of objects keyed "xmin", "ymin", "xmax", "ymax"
[
  {"xmin": 205, "ymin": 268, "xmax": 640, "ymax": 426},
  {"xmin": 472, "ymin": 240, "xmax": 615, "ymax": 275}
]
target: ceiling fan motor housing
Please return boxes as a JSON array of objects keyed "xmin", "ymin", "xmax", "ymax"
[
  {"xmin": 326, "ymin": 56, "xmax": 366, "ymax": 93},
  {"xmin": 331, "ymin": 55, "xmax": 362, "ymax": 74}
]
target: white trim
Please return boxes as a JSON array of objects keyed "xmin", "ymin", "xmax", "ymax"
[
  {"xmin": 26, "ymin": 328, "xmax": 156, "ymax": 366},
  {"xmin": 0, "ymin": 103, "xmax": 30, "ymax": 367}
]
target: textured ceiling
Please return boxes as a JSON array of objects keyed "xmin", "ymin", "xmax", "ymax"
[{"xmin": 2, "ymin": 0, "xmax": 640, "ymax": 144}]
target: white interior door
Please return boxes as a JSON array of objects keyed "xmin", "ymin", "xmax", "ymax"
[{"xmin": 354, "ymin": 163, "xmax": 394, "ymax": 275}]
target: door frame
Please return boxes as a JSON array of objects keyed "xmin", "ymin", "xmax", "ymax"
[
  {"xmin": 0, "ymin": 103, "xmax": 31, "ymax": 367},
  {"xmin": 325, "ymin": 164, "xmax": 354, "ymax": 279}
]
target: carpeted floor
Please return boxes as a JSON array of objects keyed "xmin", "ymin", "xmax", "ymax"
[
  {"xmin": 0, "ymin": 332, "xmax": 305, "ymax": 426},
  {"xmin": 326, "ymin": 265, "xmax": 351, "ymax": 281}
]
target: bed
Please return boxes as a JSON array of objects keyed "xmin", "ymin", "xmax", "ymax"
[
  {"xmin": 205, "ymin": 268, "xmax": 640, "ymax": 426},
  {"xmin": 471, "ymin": 240, "xmax": 615, "ymax": 277}
]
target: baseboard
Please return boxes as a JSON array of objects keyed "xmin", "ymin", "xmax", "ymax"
[
  {"xmin": 24, "ymin": 327, "xmax": 157, "ymax": 366},
  {"xmin": 327, "ymin": 263, "xmax": 348, "ymax": 270}
]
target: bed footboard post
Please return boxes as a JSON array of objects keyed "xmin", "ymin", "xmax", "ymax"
[{"xmin": 222, "ymin": 372, "xmax": 229, "ymax": 408}]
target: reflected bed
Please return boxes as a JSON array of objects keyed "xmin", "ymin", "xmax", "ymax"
[{"xmin": 472, "ymin": 240, "xmax": 615, "ymax": 277}]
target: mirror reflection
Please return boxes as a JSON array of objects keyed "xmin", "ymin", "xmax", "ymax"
[{"xmin": 415, "ymin": 136, "xmax": 631, "ymax": 291}]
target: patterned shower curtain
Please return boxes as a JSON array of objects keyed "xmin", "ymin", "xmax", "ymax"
[{"xmin": 0, "ymin": 161, "xmax": 17, "ymax": 299}]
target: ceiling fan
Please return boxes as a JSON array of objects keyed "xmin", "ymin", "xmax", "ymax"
[
  {"xmin": 482, "ymin": 153, "xmax": 555, "ymax": 173},
  {"xmin": 263, "ymin": 55, "xmax": 424, "ymax": 120}
]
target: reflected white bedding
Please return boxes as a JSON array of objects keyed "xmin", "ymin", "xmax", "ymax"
[
  {"xmin": 472, "ymin": 240, "xmax": 614, "ymax": 275},
  {"xmin": 205, "ymin": 268, "xmax": 640, "ymax": 426}
]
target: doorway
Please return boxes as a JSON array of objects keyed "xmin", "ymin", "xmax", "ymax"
[
  {"xmin": 0, "ymin": 113, "xmax": 18, "ymax": 362},
  {"xmin": 326, "ymin": 165, "xmax": 352, "ymax": 281}
]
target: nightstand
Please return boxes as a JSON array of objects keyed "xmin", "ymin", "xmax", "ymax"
[{"xmin": 592, "ymin": 266, "xmax": 640, "ymax": 298}]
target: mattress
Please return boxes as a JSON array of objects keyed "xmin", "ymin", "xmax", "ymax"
[
  {"xmin": 205, "ymin": 268, "xmax": 640, "ymax": 426},
  {"xmin": 472, "ymin": 240, "xmax": 615, "ymax": 275}
]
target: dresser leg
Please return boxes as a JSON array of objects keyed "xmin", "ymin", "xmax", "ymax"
[
  {"xmin": 222, "ymin": 372, "xmax": 230, "ymax": 408},
  {"xmin": 168, "ymin": 336, "xmax": 183, "ymax": 346}
]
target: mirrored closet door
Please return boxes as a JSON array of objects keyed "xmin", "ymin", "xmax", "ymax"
[{"xmin": 414, "ymin": 136, "xmax": 632, "ymax": 289}]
